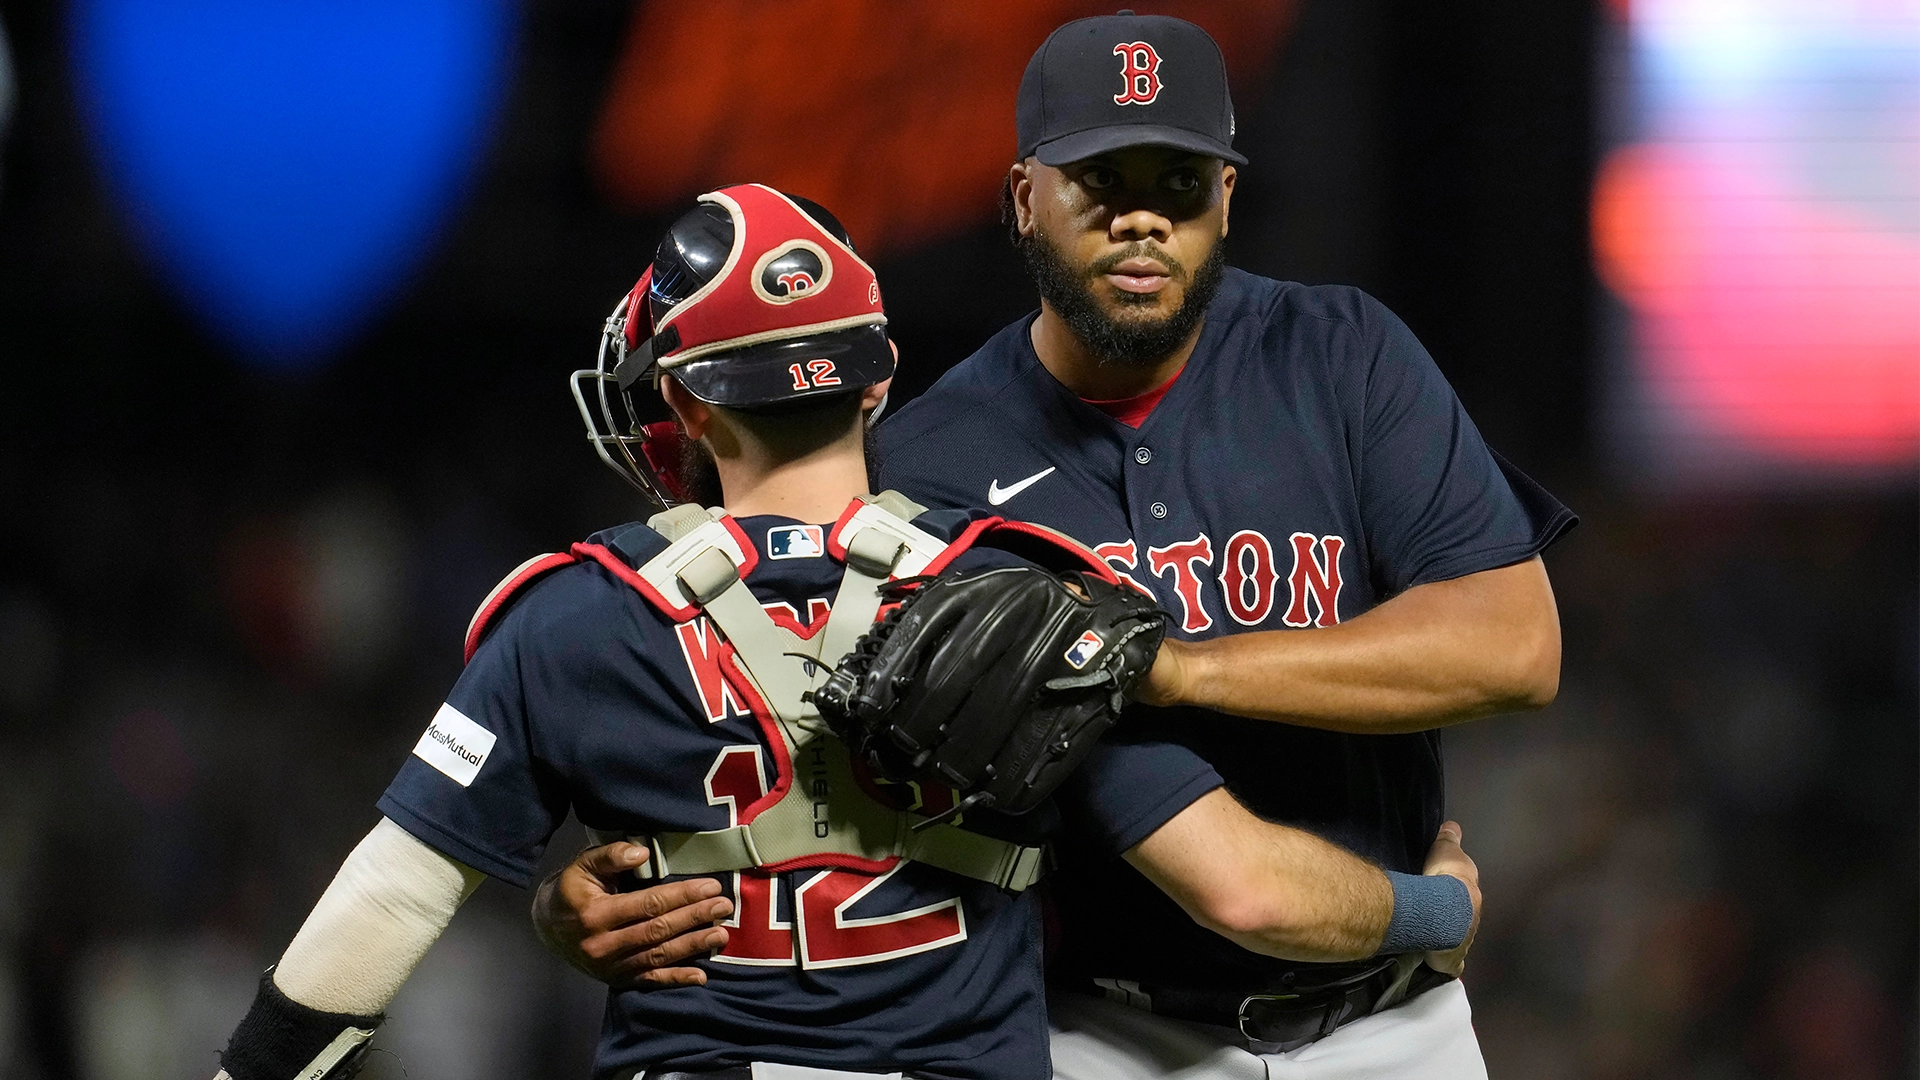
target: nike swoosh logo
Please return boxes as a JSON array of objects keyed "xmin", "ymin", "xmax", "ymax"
[{"xmin": 987, "ymin": 467, "xmax": 1056, "ymax": 506}]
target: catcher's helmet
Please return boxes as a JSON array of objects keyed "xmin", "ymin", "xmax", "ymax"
[{"xmin": 573, "ymin": 184, "xmax": 893, "ymax": 505}]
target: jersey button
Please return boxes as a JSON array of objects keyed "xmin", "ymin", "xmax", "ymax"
[
  {"xmin": 1150, "ymin": 502, "xmax": 1168, "ymax": 519},
  {"xmin": 1134, "ymin": 447, "xmax": 1152, "ymax": 465}
]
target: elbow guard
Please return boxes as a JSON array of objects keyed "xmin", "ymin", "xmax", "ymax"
[{"xmin": 219, "ymin": 970, "xmax": 383, "ymax": 1080}]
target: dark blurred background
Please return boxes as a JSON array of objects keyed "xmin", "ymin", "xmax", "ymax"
[{"xmin": 0, "ymin": 1, "xmax": 1914, "ymax": 1077}]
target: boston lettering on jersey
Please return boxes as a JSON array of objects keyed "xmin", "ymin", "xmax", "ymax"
[
  {"xmin": 876, "ymin": 268, "xmax": 1575, "ymax": 992},
  {"xmin": 378, "ymin": 506, "xmax": 1221, "ymax": 1079},
  {"xmin": 1097, "ymin": 530, "xmax": 1344, "ymax": 632}
]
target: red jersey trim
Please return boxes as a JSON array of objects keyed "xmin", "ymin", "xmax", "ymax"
[
  {"xmin": 573, "ymin": 540, "xmax": 698, "ymax": 622},
  {"xmin": 464, "ymin": 552, "xmax": 580, "ymax": 664},
  {"xmin": 919, "ymin": 516, "xmax": 1003, "ymax": 576},
  {"xmin": 717, "ymin": 645, "xmax": 795, "ymax": 823},
  {"xmin": 823, "ymin": 497, "xmax": 869, "ymax": 561},
  {"xmin": 763, "ymin": 852, "xmax": 901, "ymax": 875},
  {"xmin": 1082, "ymin": 365, "xmax": 1185, "ymax": 428},
  {"xmin": 979, "ymin": 520, "xmax": 1121, "ymax": 584}
]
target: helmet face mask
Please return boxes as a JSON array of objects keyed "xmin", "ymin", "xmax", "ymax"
[
  {"xmin": 572, "ymin": 184, "xmax": 894, "ymax": 508},
  {"xmin": 571, "ymin": 292, "xmax": 684, "ymax": 509}
]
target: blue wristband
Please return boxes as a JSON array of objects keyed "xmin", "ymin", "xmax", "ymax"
[{"xmin": 1380, "ymin": 872, "xmax": 1473, "ymax": 954}]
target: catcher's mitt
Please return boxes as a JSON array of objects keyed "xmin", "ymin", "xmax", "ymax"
[{"xmin": 809, "ymin": 565, "xmax": 1167, "ymax": 823}]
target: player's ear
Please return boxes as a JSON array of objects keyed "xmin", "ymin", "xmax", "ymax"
[
  {"xmin": 1218, "ymin": 163, "xmax": 1236, "ymax": 240},
  {"xmin": 1009, "ymin": 159, "xmax": 1039, "ymax": 238},
  {"xmin": 861, "ymin": 375, "xmax": 892, "ymax": 413},
  {"xmin": 660, "ymin": 374, "xmax": 712, "ymax": 442}
]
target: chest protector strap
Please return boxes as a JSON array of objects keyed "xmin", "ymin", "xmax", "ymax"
[{"xmin": 596, "ymin": 495, "xmax": 1047, "ymax": 893}]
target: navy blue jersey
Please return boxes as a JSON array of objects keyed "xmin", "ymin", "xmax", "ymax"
[
  {"xmin": 378, "ymin": 504, "xmax": 1221, "ymax": 1079},
  {"xmin": 876, "ymin": 269, "xmax": 1575, "ymax": 991}
]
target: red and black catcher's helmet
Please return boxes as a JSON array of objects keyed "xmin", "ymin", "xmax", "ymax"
[{"xmin": 573, "ymin": 184, "xmax": 893, "ymax": 506}]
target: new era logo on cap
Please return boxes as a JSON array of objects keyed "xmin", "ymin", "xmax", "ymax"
[
  {"xmin": 1016, "ymin": 11, "xmax": 1245, "ymax": 166},
  {"xmin": 768, "ymin": 524, "xmax": 826, "ymax": 559}
]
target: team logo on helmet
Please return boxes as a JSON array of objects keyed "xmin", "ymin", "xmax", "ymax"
[{"xmin": 751, "ymin": 240, "xmax": 833, "ymax": 305}]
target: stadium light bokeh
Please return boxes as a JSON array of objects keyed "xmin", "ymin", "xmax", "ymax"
[
  {"xmin": 1593, "ymin": 0, "xmax": 1920, "ymax": 478},
  {"xmin": 71, "ymin": 0, "xmax": 515, "ymax": 370}
]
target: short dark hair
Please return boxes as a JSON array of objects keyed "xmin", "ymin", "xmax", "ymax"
[
  {"xmin": 672, "ymin": 391, "xmax": 867, "ymax": 508},
  {"xmin": 725, "ymin": 392, "xmax": 865, "ymax": 461}
]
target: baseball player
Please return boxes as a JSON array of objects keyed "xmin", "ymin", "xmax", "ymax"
[
  {"xmin": 210, "ymin": 184, "xmax": 1478, "ymax": 1080},
  {"xmin": 540, "ymin": 12, "xmax": 1574, "ymax": 1080}
]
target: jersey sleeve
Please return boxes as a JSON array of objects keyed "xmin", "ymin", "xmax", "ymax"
[
  {"xmin": 1051, "ymin": 734, "xmax": 1224, "ymax": 858},
  {"xmin": 376, "ymin": 575, "xmax": 582, "ymax": 888},
  {"xmin": 1345, "ymin": 291, "xmax": 1577, "ymax": 594}
]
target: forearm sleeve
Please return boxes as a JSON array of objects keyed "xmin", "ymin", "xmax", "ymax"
[{"xmin": 272, "ymin": 816, "xmax": 485, "ymax": 1014}]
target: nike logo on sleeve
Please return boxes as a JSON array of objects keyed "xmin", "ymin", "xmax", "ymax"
[{"xmin": 987, "ymin": 467, "xmax": 1056, "ymax": 506}]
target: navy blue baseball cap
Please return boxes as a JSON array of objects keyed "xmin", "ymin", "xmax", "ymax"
[{"xmin": 1016, "ymin": 10, "xmax": 1246, "ymax": 167}]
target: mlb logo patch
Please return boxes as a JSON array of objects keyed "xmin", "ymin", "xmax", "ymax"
[
  {"xmin": 767, "ymin": 524, "xmax": 826, "ymax": 560},
  {"xmin": 1064, "ymin": 629, "xmax": 1106, "ymax": 670}
]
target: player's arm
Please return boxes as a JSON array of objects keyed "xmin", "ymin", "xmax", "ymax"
[
  {"xmin": 211, "ymin": 817, "xmax": 484, "ymax": 1080},
  {"xmin": 1124, "ymin": 789, "xmax": 1479, "ymax": 969},
  {"xmin": 1138, "ymin": 554, "xmax": 1560, "ymax": 734}
]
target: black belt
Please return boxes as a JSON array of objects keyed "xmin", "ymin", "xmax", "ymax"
[
  {"xmin": 645, "ymin": 1060, "xmax": 906, "ymax": 1068},
  {"xmin": 646, "ymin": 1070, "xmax": 908, "ymax": 1079},
  {"xmin": 1075, "ymin": 957, "xmax": 1455, "ymax": 1053}
]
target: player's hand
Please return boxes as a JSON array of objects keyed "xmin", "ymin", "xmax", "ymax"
[
  {"xmin": 1419, "ymin": 820, "xmax": 1481, "ymax": 977},
  {"xmin": 1134, "ymin": 639, "xmax": 1194, "ymax": 707},
  {"xmin": 530, "ymin": 841, "xmax": 733, "ymax": 988}
]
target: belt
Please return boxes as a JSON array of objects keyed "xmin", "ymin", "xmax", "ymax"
[
  {"xmin": 1079, "ymin": 956, "xmax": 1454, "ymax": 1054},
  {"xmin": 645, "ymin": 1060, "xmax": 906, "ymax": 1068}
]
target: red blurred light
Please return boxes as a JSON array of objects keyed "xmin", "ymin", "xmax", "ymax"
[
  {"xmin": 1594, "ymin": 144, "xmax": 1920, "ymax": 464},
  {"xmin": 591, "ymin": 0, "xmax": 1293, "ymax": 257}
]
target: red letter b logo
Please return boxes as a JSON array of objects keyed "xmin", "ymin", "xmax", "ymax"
[{"xmin": 1113, "ymin": 42, "xmax": 1163, "ymax": 105}]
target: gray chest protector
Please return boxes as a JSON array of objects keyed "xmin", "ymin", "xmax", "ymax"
[{"xmin": 587, "ymin": 493, "xmax": 1047, "ymax": 893}]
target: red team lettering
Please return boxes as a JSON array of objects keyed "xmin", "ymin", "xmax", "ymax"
[
  {"xmin": 681, "ymin": 530, "xmax": 1338, "ymax": 967},
  {"xmin": 1112, "ymin": 41, "xmax": 1164, "ymax": 105},
  {"xmin": 1219, "ymin": 530, "xmax": 1281, "ymax": 626},
  {"xmin": 1092, "ymin": 539, "xmax": 1149, "ymax": 594},
  {"xmin": 787, "ymin": 358, "xmax": 841, "ymax": 391},
  {"xmin": 694, "ymin": 619, "xmax": 968, "ymax": 968},
  {"xmin": 702, "ymin": 746, "xmax": 794, "ymax": 964},
  {"xmin": 679, "ymin": 600, "xmax": 833, "ymax": 721},
  {"xmin": 795, "ymin": 865, "xmax": 965, "ymax": 968},
  {"xmin": 675, "ymin": 620, "xmax": 752, "ymax": 723},
  {"xmin": 1146, "ymin": 534, "xmax": 1216, "ymax": 632},
  {"xmin": 1126, "ymin": 531, "xmax": 1344, "ymax": 631},
  {"xmin": 1283, "ymin": 532, "xmax": 1345, "ymax": 628}
]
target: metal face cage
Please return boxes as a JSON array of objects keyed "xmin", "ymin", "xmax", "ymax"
[{"xmin": 570, "ymin": 296, "xmax": 681, "ymax": 511}]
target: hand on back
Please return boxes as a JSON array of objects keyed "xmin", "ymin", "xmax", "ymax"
[{"xmin": 531, "ymin": 841, "xmax": 733, "ymax": 988}]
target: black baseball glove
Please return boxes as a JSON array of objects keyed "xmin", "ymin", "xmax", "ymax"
[{"xmin": 809, "ymin": 565, "xmax": 1167, "ymax": 823}]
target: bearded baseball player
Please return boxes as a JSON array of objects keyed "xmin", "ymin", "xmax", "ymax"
[
  {"xmin": 539, "ymin": 12, "xmax": 1575, "ymax": 1080},
  {"xmin": 208, "ymin": 183, "xmax": 1484, "ymax": 1080}
]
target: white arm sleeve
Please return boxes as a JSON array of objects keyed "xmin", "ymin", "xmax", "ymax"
[{"xmin": 271, "ymin": 816, "xmax": 486, "ymax": 1015}]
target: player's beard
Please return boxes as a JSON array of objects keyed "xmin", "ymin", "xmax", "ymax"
[
  {"xmin": 676, "ymin": 433, "xmax": 724, "ymax": 509},
  {"xmin": 1019, "ymin": 229, "xmax": 1226, "ymax": 369}
]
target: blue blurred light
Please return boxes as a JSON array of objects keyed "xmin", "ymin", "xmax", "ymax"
[{"xmin": 73, "ymin": 0, "xmax": 515, "ymax": 370}]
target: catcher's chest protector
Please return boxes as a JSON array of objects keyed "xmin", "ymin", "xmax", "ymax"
[{"xmin": 590, "ymin": 494, "xmax": 1047, "ymax": 893}]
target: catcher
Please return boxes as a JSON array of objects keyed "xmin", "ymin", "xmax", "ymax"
[{"xmin": 210, "ymin": 185, "xmax": 1477, "ymax": 1080}]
